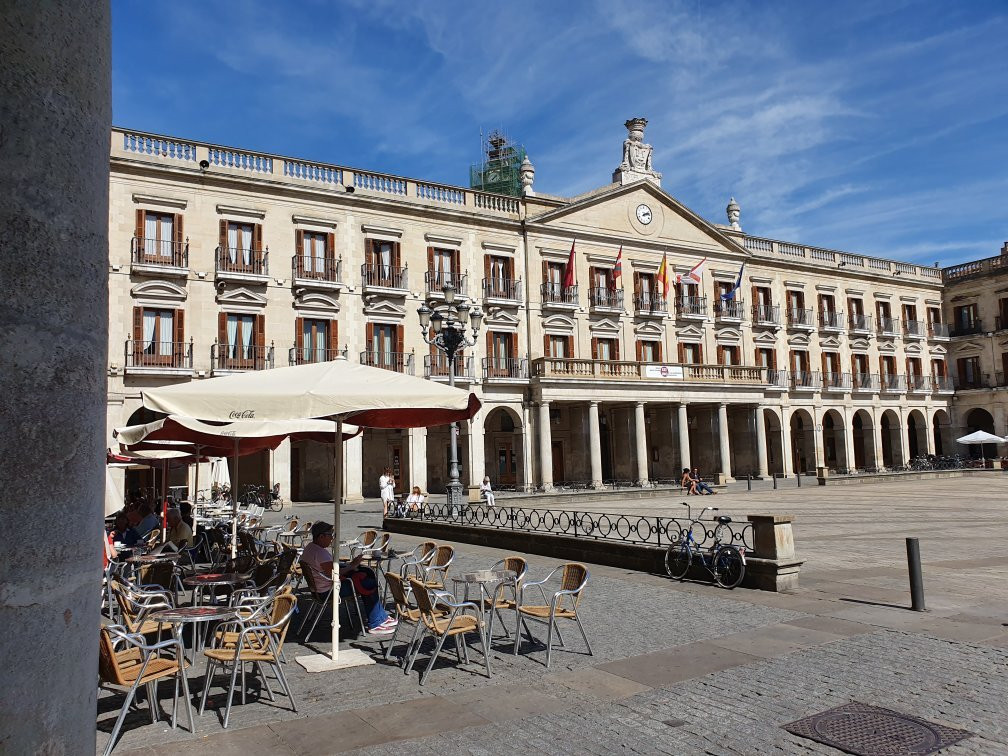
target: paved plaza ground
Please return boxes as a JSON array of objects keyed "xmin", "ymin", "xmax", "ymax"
[{"xmin": 105, "ymin": 477, "xmax": 1008, "ymax": 755}]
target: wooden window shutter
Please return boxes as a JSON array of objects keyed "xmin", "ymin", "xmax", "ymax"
[
  {"xmin": 636, "ymin": 340, "xmax": 643, "ymax": 361},
  {"xmin": 613, "ymin": 340, "xmax": 619, "ymax": 361},
  {"xmin": 484, "ymin": 255, "xmax": 491, "ymax": 280},
  {"xmin": 566, "ymin": 335, "xmax": 574, "ymax": 358},
  {"xmin": 697, "ymin": 343, "xmax": 704, "ymax": 363},
  {"xmin": 173, "ymin": 214, "xmax": 184, "ymax": 247},
  {"xmin": 821, "ymin": 352, "xmax": 828, "ymax": 375},
  {"xmin": 218, "ymin": 220, "xmax": 227, "ymax": 253},
  {"xmin": 656, "ymin": 340, "xmax": 662, "ymax": 362},
  {"xmin": 427, "ymin": 246, "xmax": 434, "ymax": 271},
  {"xmin": 542, "ymin": 260, "xmax": 548, "ymax": 283},
  {"xmin": 132, "ymin": 306, "xmax": 143, "ymax": 345},
  {"xmin": 295, "ymin": 317, "xmax": 304, "ymax": 349},
  {"xmin": 875, "ymin": 301, "xmax": 882, "ymax": 324},
  {"xmin": 255, "ymin": 313, "xmax": 265, "ymax": 348},
  {"xmin": 395, "ymin": 324, "xmax": 404, "ymax": 355},
  {"xmin": 1002, "ymin": 352, "xmax": 1008, "ymax": 380},
  {"xmin": 365, "ymin": 322, "xmax": 374, "ymax": 352},
  {"xmin": 295, "ymin": 229, "xmax": 304, "ymax": 251},
  {"xmin": 218, "ymin": 312, "xmax": 227, "ymax": 344},
  {"xmin": 591, "ymin": 337, "xmax": 598, "ymax": 360},
  {"xmin": 543, "ymin": 333, "xmax": 551, "ymax": 357},
  {"xmin": 633, "ymin": 272, "xmax": 641, "ymax": 296},
  {"xmin": 173, "ymin": 309, "xmax": 184, "ymax": 345},
  {"xmin": 717, "ymin": 345, "xmax": 724, "ymax": 365},
  {"xmin": 485, "ymin": 330, "xmax": 493, "ymax": 358},
  {"xmin": 851, "ymin": 355, "xmax": 857, "ymax": 374},
  {"xmin": 328, "ymin": 319, "xmax": 338, "ymax": 351},
  {"xmin": 510, "ymin": 332, "xmax": 517, "ymax": 355},
  {"xmin": 957, "ymin": 358, "xmax": 966, "ymax": 384},
  {"xmin": 677, "ymin": 342, "xmax": 684, "ymax": 362},
  {"xmin": 453, "ymin": 248, "xmax": 460, "ymax": 275},
  {"xmin": 326, "ymin": 232, "xmax": 335, "ymax": 256},
  {"xmin": 253, "ymin": 224, "xmax": 264, "ymax": 264},
  {"xmin": 134, "ymin": 209, "xmax": 145, "ymax": 243}
]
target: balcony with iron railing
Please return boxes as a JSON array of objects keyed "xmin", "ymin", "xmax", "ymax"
[
  {"xmin": 822, "ymin": 371, "xmax": 851, "ymax": 391},
  {"xmin": 360, "ymin": 350, "xmax": 414, "ymax": 375},
  {"xmin": 903, "ymin": 319, "xmax": 926, "ymax": 339},
  {"xmin": 482, "ymin": 356, "xmax": 529, "ymax": 381},
  {"xmin": 819, "ymin": 309, "xmax": 845, "ymax": 331},
  {"xmin": 532, "ymin": 358, "xmax": 768, "ymax": 384},
  {"xmin": 907, "ymin": 374, "xmax": 931, "ymax": 393},
  {"xmin": 211, "ymin": 342, "xmax": 274, "ymax": 373},
  {"xmin": 880, "ymin": 373, "xmax": 906, "ymax": 393},
  {"xmin": 852, "ymin": 372, "xmax": 878, "ymax": 391},
  {"xmin": 675, "ymin": 295, "xmax": 707, "ymax": 318},
  {"xmin": 423, "ymin": 353, "xmax": 475, "ymax": 382},
  {"xmin": 790, "ymin": 370, "xmax": 821, "ymax": 390},
  {"xmin": 360, "ymin": 263, "xmax": 408, "ymax": 292},
  {"xmin": 633, "ymin": 293, "xmax": 668, "ymax": 316},
  {"xmin": 292, "ymin": 255, "xmax": 342, "ymax": 288},
  {"xmin": 288, "ymin": 345, "xmax": 347, "ymax": 365},
  {"xmin": 848, "ymin": 313, "xmax": 873, "ymax": 334},
  {"xmin": 482, "ymin": 277, "xmax": 523, "ymax": 304},
  {"xmin": 953, "ymin": 374, "xmax": 989, "ymax": 390},
  {"xmin": 541, "ymin": 282, "xmax": 579, "ymax": 308},
  {"xmin": 130, "ymin": 236, "xmax": 189, "ymax": 275},
  {"xmin": 425, "ymin": 270, "xmax": 468, "ymax": 299},
  {"xmin": 949, "ymin": 319, "xmax": 983, "ymax": 337},
  {"xmin": 124, "ymin": 339, "xmax": 193, "ymax": 374},
  {"xmin": 877, "ymin": 316, "xmax": 901, "ymax": 337},
  {"xmin": 752, "ymin": 304, "xmax": 780, "ymax": 327},
  {"xmin": 928, "ymin": 322, "xmax": 949, "ymax": 339},
  {"xmin": 765, "ymin": 368, "xmax": 789, "ymax": 388},
  {"xmin": 589, "ymin": 287, "xmax": 624, "ymax": 312},
  {"xmin": 787, "ymin": 307, "xmax": 815, "ymax": 330},
  {"xmin": 215, "ymin": 246, "xmax": 269, "ymax": 282},
  {"xmin": 933, "ymin": 375, "xmax": 954, "ymax": 392},
  {"xmin": 715, "ymin": 299, "xmax": 746, "ymax": 321}
]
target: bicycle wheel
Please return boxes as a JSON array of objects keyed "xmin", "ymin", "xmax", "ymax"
[
  {"xmin": 713, "ymin": 545, "xmax": 745, "ymax": 589},
  {"xmin": 269, "ymin": 496, "xmax": 284, "ymax": 512},
  {"xmin": 665, "ymin": 542, "xmax": 692, "ymax": 580}
]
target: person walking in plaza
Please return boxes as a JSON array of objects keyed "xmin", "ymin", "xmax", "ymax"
[
  {"xmin": 301, "ymin": 522, "xmax": 396, "ymax": 635},
  {"xmin": 690, "ymin": 467, "xmax": 716, "ymax": 495},
  {"xmin": 480, "ymin": 476, "xmax": 496, "ymax": 507},
  {"xmin": 379, "ymin": 468, "xmax": 395, "ymax": 517}
]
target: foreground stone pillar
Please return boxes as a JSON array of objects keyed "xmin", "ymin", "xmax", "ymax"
[
  {"xmin": 538, "ymin": 401, "xmax": 553, "ymax": 490},
  {"xmin": 466, "ymin": 410, "xmax": 485, "ymax": 501},
  {"xmin": 925, "ymin": 411, "xmax": 936, "ymax": 456},
  {"xmin": 587, "ymin": 401, "xmax": 603, "ymax": 488},
  {"xmin": 812, "ymin": 407, "xmax": 825, "ymax": 469},
  {"xmin": 271, "ymin": 438, "xmax": 291, "ymax": 500},
  {"xmin": 842, "ymin": 406, "xmax": 856, "ymax": 471},
  {"xmin": 898, "ymin": 406, "xmax": 911, "ymax": 466},
  {"xmin": 871, "ymin": 408, "xmax": 884, "ymax": 469},
  {"xmin": 634, "ymin": 401, "xmax": 649, "ymax": 485},
  {"xmin": 344, "ymin": 433, "xmax": 363, "ymax": 502},
  {"xmin": 0, "ymin": 3, "xmax": 110, "ymax": 752},
  {"xmin": 755, "ymin": 405, "xmax": 769, "ymax": 478},
  {"xmin": 717, "ymin": 402, "xmax": 732, "ymax": 481},
  {"xmin": 677, "ymin": 402, "xmax": 691, "ymax": 471},
  {"xmin": 780, "ymin": 406, "xmax": 794, "ymax": 477},
  {"xmin": 408, "ymin": 426, "xmax": 427, "ymax": 491}
]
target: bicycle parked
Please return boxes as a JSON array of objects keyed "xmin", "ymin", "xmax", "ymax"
[{"xmin": 664, "ymin": 503, "xmax": 746, "ymax": 589}]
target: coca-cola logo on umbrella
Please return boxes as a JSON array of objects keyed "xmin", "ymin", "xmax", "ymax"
[{"xmin": 228, "ymin": 409, "xmax": 256, "ymax": 419}]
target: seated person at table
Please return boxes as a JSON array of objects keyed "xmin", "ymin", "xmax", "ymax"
[
  {"xmin": 405, "ymin": 485, "xmax": 425, "ymax": 514},
  {"xmin": 178, "ymin": 500, "xmax": 194, "ymax": 528},
  {"xmin": 119, "ymin": 504, "xmax": 159, "ymax": 546},
  {"xmin": 165, "ymin": 507, "xmax": 193, "ymax": 548},
  {"xmin": 301, "ymin": 522, "xmax": 397, "ymax": 635}
]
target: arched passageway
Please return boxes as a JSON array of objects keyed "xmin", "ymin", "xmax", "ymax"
[
  {"xmin": 880, "ymin": 409, "xmax": 903, "ymax": 468},
  {"xmin": 821, "ymin": 409, "xmax": 847, "ymax": 471},
  {"xmin": 763, "ymin": 408, "xmax": 784, "ymax": 476},
  {"xmin": 932, "ymin": 409, "xmax": 951, "ymax": 457},
  {"xmin": 907, "ymin": 409, "xmax": 928, "ymax": 460},
  {"xmin": 964, "ymin": 408, "xmax": 997, "ymax": 459},
  {"xmin": 852, "ymin": 409, "xmax": 875, "ymax": 470},
  {"xmin": 483, "ymin": 406, "xmax": 526, "ymax": 489},
  {"xmin": 790, "ymin": 409, "xmax": 816, "ymax": 474}
]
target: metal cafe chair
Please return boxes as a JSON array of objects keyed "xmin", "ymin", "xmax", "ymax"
[
  {"xmin": 404, "ymin": 577, "xmax": 490, "ymax": 685},
  {"xmin": 484, "ymin": 555, "xmax": 528, "ymax": 641},
  {"xmin": 513, "ymin": 562, "xmax": 592, "ymax": 668}
]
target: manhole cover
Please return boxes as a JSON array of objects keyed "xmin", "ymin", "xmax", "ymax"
[{"xmin": 783, "ymin": 702, "xmax": 973, "ymax": 755}]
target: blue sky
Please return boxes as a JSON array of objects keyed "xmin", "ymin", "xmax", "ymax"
[{"xmin": 113, "ymin": 0, "xmax": 1008, "ymax": 266}]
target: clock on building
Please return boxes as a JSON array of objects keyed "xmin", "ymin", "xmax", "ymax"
[{"xmin": 635, "ymin": 203, "xmax": 653, "ymax": 225}]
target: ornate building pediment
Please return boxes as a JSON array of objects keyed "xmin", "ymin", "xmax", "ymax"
[
  {"xmin": 849, "ymin": 338, "xmax": 871, "ymax": 351},
  {"xmin": 787, "ymin": 333, "xmax": 810, "ymax": 347},
  {"xmin": 633, "ymin": 321, "xmax": 664, "ymax": 337},
  {"xmin": 542, "ymin": 313, "xmax": 576, "ymax": 331},
  {"xmin": 752, "ymin": 330, "xmax": 778, "ymax": 345},
  {"xmin": 715, "ymin": 327, "xmax": 742, "ymax": 342},
  {"xmin": 485, "ymin": 308, "xmax": 521, "ymax": 328},
  {"xmin": 294, "ymin": 291, "xmax": 340, "ymax": 311},
  {"xmin": 588, "ymin": 317, "xmax": 621, "ymax": 335},
  {"xmin": 675, "ymin": 323, "xmax": 705, "ymax": 340},
  {"xmin": 362, "ymin": 298, "xmax": 406, "ymax": 318},
  {"xmin": 820, "ymin": 335, "xmax": 842, "ymax": 349},
  {"xmin": 130, "ymin": 280, "xmax": 187, "ymax": 303},
  {"xmin": 216, "ymin": 286, "xmax": 266, "ymax": 307}
]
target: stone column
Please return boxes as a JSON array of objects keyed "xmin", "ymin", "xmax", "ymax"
[
  {"xmin": 408, "ymin": 426, "xmax": 427, "ymax": 491},
  {"xmin": 898, "ymin": 406, "xmax": 911, "ymax": 466},
  {"xmin": 344, "ymin": 433, "xmax": 364, "ymax": 502},
  {"xmin": 677, "ymin": 402, "xmax": 691, "ymax": 471},
  {"xmin": 0, "ymin": 4, "xmax": 110, "ymax": 752},
  {"xmin": 842, "ymin": 406, "xmax": 856, "ymax": 471},
  {"xmin": 634, "ymin": 401, "xmax": 649, "ymax": 485},
  {"xmin": 924, "ymin": 409, "xmax": 936, "ymax": 455},
  {"xmin": 520, "ymin": 403, "xmax": 534, "ymax": 491},
  {"xmin": 717, "ymin": 403, "xmax": 733, "ymax": 481},
  {"xmin": 538, "ymin": 401, "xmax": 553, "ymax": 490},
  {"xmin": 271, "ymin": 438, "xmax": 291, "ymax": 500},
  {"xmin": 467, "ymin": 411, "xmax": 486, "ymax": 499},
  {"xmin": 812, "ymin": 407, "xmax": 825, "ymax": 470},
  {"xmin": 871, "ymin": 407, "xmax": 884, "ymax": 469},
  {"xmin": 780, "ymin": 406, "xmax": 794, "ymax": 477},
  {"xmin": 755, "ymin": 405, "xmax": 769, "ymax": 478},
  {"xmin": 588, "ymin": 401, "xmax": 603, "ymax": 488}
]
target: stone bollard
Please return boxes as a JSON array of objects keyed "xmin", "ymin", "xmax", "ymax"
[
  {"xmin": 745, "ymin": 514, "xmax": 804, "ymax": 591},
  {"xmin": 817, "ymin": 466, "xmax": 829, "ymax": 486}
]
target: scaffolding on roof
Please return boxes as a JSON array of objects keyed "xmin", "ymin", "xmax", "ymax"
[{"xmin": 469, "ymin": 129, "xmax": 527, "ymax": 198}]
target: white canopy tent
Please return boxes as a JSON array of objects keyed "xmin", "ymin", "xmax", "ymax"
[
  {"xmin": 956, "ymin": 430, "xmax": 1005, "ymax": 463},
  {"xmin": 141, "ymin": 357, "xmax": 480, "ymax": 668}
]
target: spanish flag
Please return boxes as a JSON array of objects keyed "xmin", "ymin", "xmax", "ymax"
[
  {"xmin": 562, "ymin": 239, "xmax": 576, "ymax": 289},
  {"xmin": 613, "ymin": 246, "xmax": 623, "ymax": 284},
  {"xmin": 656, "ymin": 251, "xmax": 669, "ymax": 298}
]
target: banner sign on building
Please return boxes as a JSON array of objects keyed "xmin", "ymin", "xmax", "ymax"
[{"xmin": 643, "ymin": 364, "xmax": 684, "ymax": 379}]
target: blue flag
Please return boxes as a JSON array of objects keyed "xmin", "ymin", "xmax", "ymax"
[{"xmin": 721, "ymin": 262, "xmax": 745, "ymax": 301}]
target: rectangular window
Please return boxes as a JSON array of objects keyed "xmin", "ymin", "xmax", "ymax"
[
  {"xmin": 931, "ymin": 359, "xmax": 946, "ymax": 378},
  {"xmin": 902, "ymin": 303, "xmax": 918, "ymax": 322},
  {"xmin": 365, "ymin": 239, "xmax": 402, "ymax": 287},
  {"xmin": 848, "ymin": 297, "xmax": 864, "ymax": 316},
  {"xmin": 927, "ymin": 306, "xmax": 942, "ymax": 324},
  {"xmin": 818, "ymin": 293, "xmax": 835, "ymax": 312},
  {"xmin": 637, "ymin": 339, "xmax": 661, "ymax": 363},
  {"xmin": 592, "ymin": 337, "xmax": 619, "ymax": 361},
  {"xmin": 755, "ymin": 347, "xmax": 775, "ymax": 369},
  {"xmin": 879, "ymin": 355, "xmax": 896, "ymax": 375},
  {"xmin": 999, "ymin": 298, "xmax": 1008, "ymax": 329},
  {"xmin": 754, "ymin": 286, "xmax": 772, "ymax": 307},
  {"xmin": 852, "ymin": 353, "xmax": 869, "ymax": 374},
  {"xmin": 591, "ymin": 266, "xmax": 613, "ymax": 290},
  {"xmin": 296, "ymin": 230, "xmax": 332, "ymax": 278},
  {"xmin": 680, "ymin": 342, "xmax": 702, "ymax": 364},
  {"xmin": 138, "ymin": 211, "xmax": 176, "ymax": 261},
  {"xmin": 546, "ymin": 262, "xmax": 564, "ymax": 286},
  {"xmin": 953, "ymin": 304, "xmax": 978, "ymax": 330},
  {"xmin": 297, "ymin": 317, "xmax": 333, "ymax": 364},
  {"xmin": 547, "ymin": 334, "xmax": 572, "ymax": 358},
  {"xmin": 790, "ymin": 349, "xmax": 810, "ymax": 373},
  {"xmin": 133, "ymin": 307, "xmax": 179, "ymax": 365},
  {"xmin": 906, "ymin": 357, "xmax": 922, "ymax": 376},
  {"xmin": 787, "ymin": 290, "xmax": 805, "ymax": 310},
  {"xmin": 718, "ymin": 345, "xmax": 740, "ymax": 365},
  {"xmin": 219, "ymin": 220, "xmax": 262, "ymax": 272},
  {"xmin": 485, "ymin": 255, "xmax": 514, "ymax": 297},
  {"xmin": 822, "ymin": 351, "xmax": 840, "ymax": 373},
  {"xmin": 957, "ymin": 356, "xmax": 981, "ymax": 387}
]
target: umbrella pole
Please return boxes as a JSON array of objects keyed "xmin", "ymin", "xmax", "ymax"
[
  {"xmin": 232, "ymin": 437, "xmax": 239, "ymax": 559},
  {"xmin": 331, "ymin": 417, "xmax": 343, "ymax": 662},
  {"xmin": 193, "ymin": 444, "xmax": 201, "ymax": 542},
  {"xmin": 161, "ymin": 460, "xmax": 168, "ymax": 542}
]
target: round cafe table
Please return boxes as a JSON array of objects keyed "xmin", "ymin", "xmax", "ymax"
[
  {"xmin": 183, "ymin": 572, "xmax": 251, "ymax": 607},
  {"xmin": 147, "ymin": 605, "xmax": 239, "ymax": 683},
  {"xmin": 125, "ymin": 552, "xmax": 182, "ymax": 564},
  {"xmin": 451, "ymin": 569, "xmax": 517, "ymax": 641}
]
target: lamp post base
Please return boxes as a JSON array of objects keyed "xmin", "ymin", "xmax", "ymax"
[{"xmin": 447, "ymin": 481, "xmax": 464, "ymax": 516}]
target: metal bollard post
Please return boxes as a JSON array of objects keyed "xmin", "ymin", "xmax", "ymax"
[
  {"xmin": 906, "ymin": 537, "xmax": 926, "ymax": 611},
  {"xmin": 746, "ymin": 474, "xmax": 751, "ymax": 491},
  {"xmin": 796, "ymin": 471, "xmax": 801, "ymax": 487},
  {"xmin": 772, "ymin": 473, "xmax": 778, "ymax": 490}
]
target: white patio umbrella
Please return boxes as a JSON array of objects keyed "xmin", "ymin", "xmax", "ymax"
[
  {"xmin": 956, "ymin": 430, "xmax": 1005, "ymax": 463},
  {"xmin": 141, "ymin": 357, "xmax": 480, "ymax": 666}
]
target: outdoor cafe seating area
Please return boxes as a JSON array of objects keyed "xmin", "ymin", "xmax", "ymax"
[{"xmin": 99, "ymin": 501, "xmax": 593, "ymax": 754}]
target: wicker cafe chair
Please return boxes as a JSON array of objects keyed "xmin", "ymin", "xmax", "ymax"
[
  {"xmin": 199, "ymin": 599, "xmax": 298, "ymax": 728},
  {"xmin": 513, "ymin": 562, "xmax": 592, "ymax": 668},
  {"xmin": 398, "ymin": 541, "xmax": 437, "ymax": 581},
  {"xmin": 382, "ymin": 572, "xmax": 448, "ymax": 664},
  {"xmin": 420, "ymin": 545, "xmax": 455, "ymax": 590},
  {"xmin": 98, "ymin": 625, "xmax": 193, "ymax": 756},
  {"xmin": 484, "ymin": 556, "xmax": 528, "ymax": 641},
  {"xmin": 111, "ymin": 579, "xmax": 173, "ymax": 637},
  {"xmin": 405, "ymin": 577, "xmax": 490, "ymax": 685}
]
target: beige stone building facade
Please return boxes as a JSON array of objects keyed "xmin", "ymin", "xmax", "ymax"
[{"xmin": 107, "ymin": 119, "xmax": 991, "ymax": 501}]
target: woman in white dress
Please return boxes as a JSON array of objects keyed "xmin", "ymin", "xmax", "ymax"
[
  {"xmin": 379, "ymin": 468, "xmax": 395, "ymax": 517},
  {"xmin": 405, "ymin": 485, "xmax": 425, "ymax": 515},
  {"xmin": 479, "ymin": 476, "xmax": 496, "ymax": 507}
]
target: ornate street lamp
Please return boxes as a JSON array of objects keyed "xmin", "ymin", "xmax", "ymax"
[{"xmin": 418, "ymin": 282, "xmax": 483, "ymax": 510}]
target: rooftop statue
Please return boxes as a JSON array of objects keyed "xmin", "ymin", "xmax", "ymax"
[{"xmin": 614, "ymin": 117, "xmax": 662, "ymax": 187}]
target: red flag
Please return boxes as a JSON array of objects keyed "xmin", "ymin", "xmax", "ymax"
[
  {"xmin": 613, "ymin": 246, "xmax": 623, "ymax": 284},
  {"xmin": 562, "ymin": 239, "xmax": 576, "ymax": 289}
]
